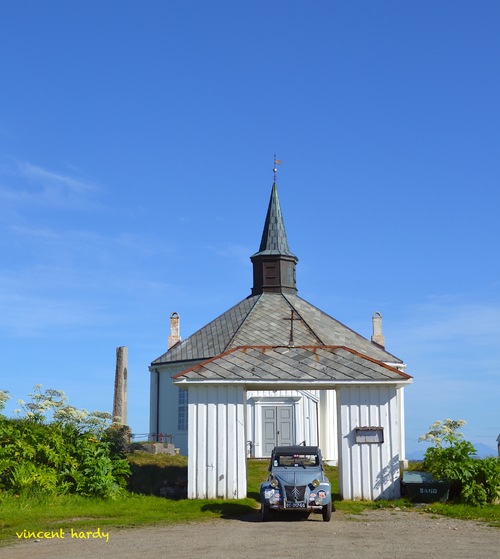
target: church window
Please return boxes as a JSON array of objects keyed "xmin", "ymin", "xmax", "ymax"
[{"xmin": 178, "ymin": 388, "xmax": 188, "ymax": 431}]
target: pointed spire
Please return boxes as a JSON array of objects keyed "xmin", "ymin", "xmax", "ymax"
[
  {"xmin": 250, "ymin": 182, "xmax": 298, "ymax": 295},
  {"xmin": 254, "ymin": 183, "xmax": 296, "ymax": 257}
]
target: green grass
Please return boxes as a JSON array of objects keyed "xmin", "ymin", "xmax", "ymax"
[
  {"xmin": 1, "ymin": 453, "xmax": 498, "ymax": 546},
  {"xmin": 421, "ymin": 502, "xmax": 500, "ymax": 528},
  {"xmin": 0, "ymin": 492, "xmax": 258, "ymax": 545}
]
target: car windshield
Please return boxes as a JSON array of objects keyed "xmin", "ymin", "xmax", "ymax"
[{"xmin": 274, "ymin": 453, "xmax": 319, "ymax": 467}]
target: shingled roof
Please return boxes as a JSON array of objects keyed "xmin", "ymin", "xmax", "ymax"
[
  {"xmin": 172, "ymin": 346, "xmax": 410, "ymax": 384},
  {"xmin": 151, "ymin": 292, "xmax": 403, "ymax": 365},
  {"xmin": 151, "ymin": 181, "xmax": 404, "ymax": 369}
]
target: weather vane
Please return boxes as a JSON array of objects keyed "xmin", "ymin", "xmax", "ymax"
[{"xmin": 273, "ymin": 154, "xmax": 282, "ymax": 183}]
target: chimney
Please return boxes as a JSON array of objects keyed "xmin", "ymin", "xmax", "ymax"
[
  {"xmin": 371, "ymin": 312, "xmax": 385, "ymax": 348},
  {"xmin": 168, "ymin": 312, "xmax": 181, "ymax": 349},
  {"xmin": 113, "ymin": 346, "xmax": 128, "ymax": 425}
]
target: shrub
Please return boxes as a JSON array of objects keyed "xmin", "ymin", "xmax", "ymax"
[
  {"xmin": 0, "ymin": 386, "xmax": 130, "ymax": 498},
  {"xmin": 105, "ymin": 424, "xmax": 132, "ymax": 456},
  {"xmin": 419, "ymin": 419, "xmax": 500, "ymax": 506}
]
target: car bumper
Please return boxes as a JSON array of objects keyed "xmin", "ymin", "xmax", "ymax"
[{"xmin": 268, "ymin": 503, "xmax": 325, "ymax": 511}]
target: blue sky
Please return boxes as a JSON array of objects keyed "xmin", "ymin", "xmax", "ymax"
[{"xmin": 1, "ymin": 1, "xmax": 499, "ymax": 455}]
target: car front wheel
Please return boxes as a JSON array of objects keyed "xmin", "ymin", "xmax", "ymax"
[
  {"xmin": 322, "ymin": 500, "xmax": 332, "ymax": 522},
  {"xmin": 261, "ymin": 503, "xmax": 271, "ymax": 522}
]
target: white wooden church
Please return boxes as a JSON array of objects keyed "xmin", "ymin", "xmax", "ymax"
[{"xmin": 149, "ymin": 178, "xmax": 412, "ymax": 501}]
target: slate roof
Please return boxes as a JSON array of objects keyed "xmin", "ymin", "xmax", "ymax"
[
  {"xmin": 172, "ymin": 346, "xmax": 411, "ymax": 383},
  {"xmin": 151, "ymin": 292, "xmax": 403, "ymax": 366}
]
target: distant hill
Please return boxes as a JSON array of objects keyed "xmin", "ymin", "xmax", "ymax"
[
  {"xmin": 407, "ymin": 442, "xmax": 497, "ymax": 462},
  {"xmin": 407, "ymin": 450, "xmax": 425, "ymax": 461},
  {"xmin": 472, "ymin": 442, "xmax": 497, "ymax": 458}
]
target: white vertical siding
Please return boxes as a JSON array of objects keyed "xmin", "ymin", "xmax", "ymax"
[
  {"xmin": 319, "ymin": 389, "xmax": 338, "ymax": 464},
  {"xmin": 296, "ymin": 390, "xmax": 319, "ymax": 447},
  {"xmin": 187, "ymin": 384, "xmax": 247, "ymax": 499},
  {"xmin": 397, "ymin": 387, "xmax": 407, "ymax": 462},
  {"xmin": 338, "ymin": 385, "xmax": 401, "ymax": 501}
]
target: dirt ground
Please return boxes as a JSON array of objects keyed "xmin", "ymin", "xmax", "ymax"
[{"xmin": 2, "ymin": 508, "xmax": 498, "ymax": 559}]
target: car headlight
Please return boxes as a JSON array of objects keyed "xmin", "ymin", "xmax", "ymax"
[
  {"xmin": 311, "ymin": 479, "xmax": 320, "ymax": 488},
  {"xmin": 270, "ymin": 478, "xmax": 278, "ymax": 488}
]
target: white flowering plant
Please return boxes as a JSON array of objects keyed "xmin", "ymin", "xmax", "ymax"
[
  {"xmin": 0, "ymin": 386, "xmax": 130, "ymax": 498},
  {"xmin": 15, "ymin": 385, "xmax": 112, "ymax": 434},
  {"xmin": 419, "ymin": 419, "xmax": 500, "ymax": 506},
  {"xmin": 0, "ymin": 390, "xmax": 10, "ymax": 414}
]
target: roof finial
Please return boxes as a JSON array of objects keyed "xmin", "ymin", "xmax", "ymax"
[{"xmin": 273, "ymin": 154, "xmax": 282, "ymax": 183}]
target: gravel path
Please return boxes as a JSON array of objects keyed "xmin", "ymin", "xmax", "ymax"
[{"xmin": 2, "ymin": 508, "xmax": 498, "ymax": 559}]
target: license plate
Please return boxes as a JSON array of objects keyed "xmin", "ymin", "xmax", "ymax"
[{"xmin": 286, "ymin": 502, "xmax": 306, "ymax": 508}]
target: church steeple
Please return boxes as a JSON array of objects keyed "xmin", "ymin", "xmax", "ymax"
[{"xmin": 250, "ymin": 182, "xmax": 298, "ymax": 295}]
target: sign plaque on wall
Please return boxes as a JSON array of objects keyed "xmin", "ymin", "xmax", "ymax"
[{"xmin": 355, "ymin": 427, "xmax": 384, "ymax": 444}]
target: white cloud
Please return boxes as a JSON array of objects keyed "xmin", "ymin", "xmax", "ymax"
[
  {"xmin": 406, "ymin": 301, "xmax": 500, "ymax": 345},
  {"xmin": 390, "ymin": 295, "xmax": 500, "ymax": 358},
  {"xmin": 0, "ymin": 159, "xmax": 98, "ymax": 210},
  {"xmin": 0, "ymin": 292, "xmax": 101, "ymax": 336},
  {"xmin": 20, "ymin": 162, "xmax": 95, "ymax": 193}
]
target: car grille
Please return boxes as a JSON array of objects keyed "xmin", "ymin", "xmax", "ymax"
[{"xmin": 284, "ymin": 485, "xmax": 306, "ymax": 502}]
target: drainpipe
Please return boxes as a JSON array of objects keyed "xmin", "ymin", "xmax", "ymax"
[{"xmin": 155, "ymin": 368, "xmax": 160, "ymax": 442}]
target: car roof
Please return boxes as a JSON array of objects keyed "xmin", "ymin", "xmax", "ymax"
[{"xmin": 272, "ymin": 446, "xmax": 321, "ymax": 455}]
